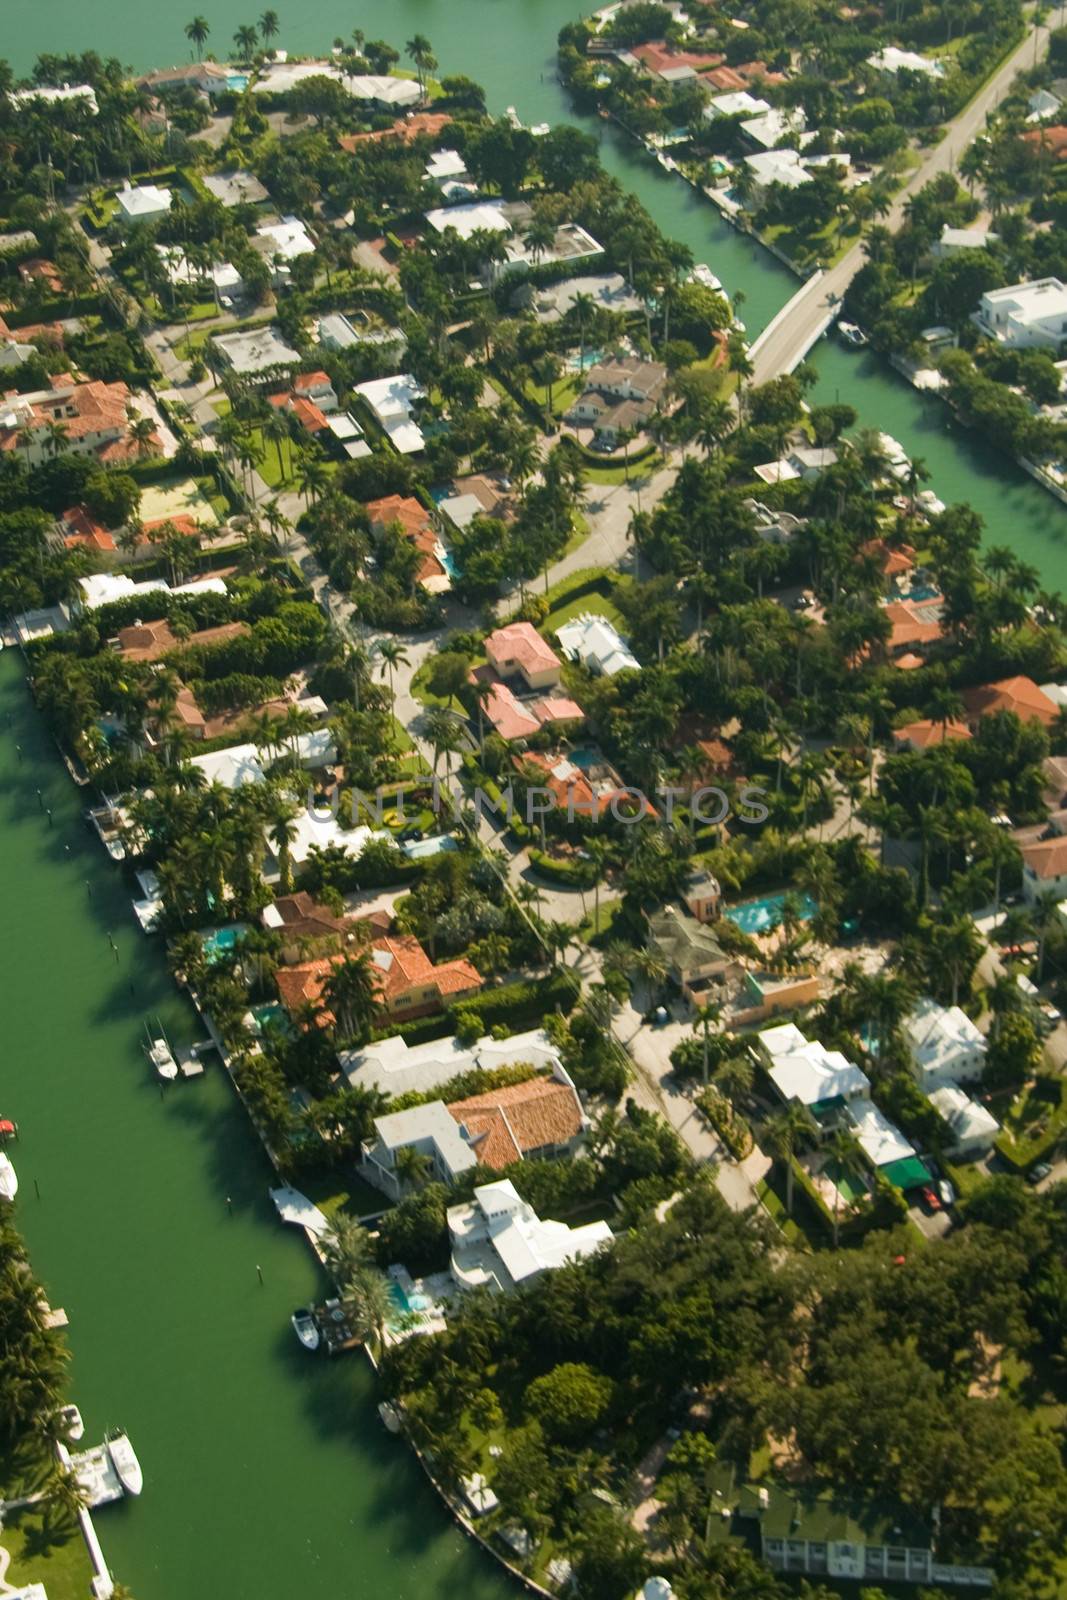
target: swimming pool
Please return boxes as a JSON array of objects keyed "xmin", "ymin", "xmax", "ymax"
[
  {"xmin": 565, "ymin": 347, "xmax": 605, "ymax": 373},
  {"xmin": 388, "ymin": 1281, "xmax": 432, "ymax": 1321},
  {"xmin": 724, "ymin": 891, "xmax": 817, "ymax": 936},
  {"xmin": 227, "ymin": 73, "xmax": 249, "ymax": 90},
  {"xmin": 402, "ymin": 834, "xmax": 459, "ymax": 860},
  {"xmin": 202, "ymin": 924, "xmax": 247, "ymax": 962},
  {"xmin": 567, "ymin": 746, "xmax": 601, "ymax": 771},
  {"xmin": 249, "ymin": 1001, "xmax": 286, "ymax": 1035}
]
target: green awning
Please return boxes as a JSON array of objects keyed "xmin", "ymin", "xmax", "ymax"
[{"xmin": 880, "ymin": 1155, "xmax": 931, "ymax": 1191}]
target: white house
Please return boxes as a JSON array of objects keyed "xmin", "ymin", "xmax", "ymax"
[
  {"xmin": 903, "ymin": 998, "xmax": 987, "ymax": 1090},
  {"xmin": 424, "ymin": 148, "xmax": 469, "ymax": 185},
  {"xmin": 447, "ymin": 1179, "xmax": 613, "ymax": 1293},
  {"xmin": 704, "ymin": 90, "xmax": 770, "ymax": 121},
  {"xmin": 1027, "ymin": 87, "xmax": 1062, "ymax": 122},
  {"xmin": 931, "ymin": 224, "xmax": 999, "ymax": 259},
  {"xmin": 254, "ymin": 216, "xmax": 316, "ymax": 285},
  {"xmin": 866, "ymin": 46, "xmax": 945, "ymax": 78},
  {"xmin": 928, "ymin": 1084, "xmax": 1000, "ymax": 1156},
  {"xmin": 362, "ymin": 1102, "xmax": 479, "ymax": 1196},
  {"xmin": 556, "ymin": 613, "xmax": 640, "ymax": 676},
  {"xmin": 10, "ymin": 82, "xmax": 98, "ymax": 114},
  {"xmin": 115, "ymin": 182, "xmax": 172, "ymax": 225},
  {"xmin": 741, "ymin": 107, "xmax": 807, "ymax": 151},
  {"xmin": 353, "ymin": 373, "xmax": 426, "ymax": 453},
  {"xmin": 847, "ymin": 1098, "xmax": 915, "ymax": 1169},
  {"xmin": 743, "ymin": 149, "xmax": 812, "ymax": 200},
  {"xmin": 974, "ymin": 278, "xmax": 1067, "ymax": 349},
  {"xmin": 212, "ymin": 325, "xmax": 299, "ymax": 376},
  {"xmin": 424, "ymin": 198, "xmax": 511, "ymax": 240},
  {"xmin": 190, "ymin": 728, "xmax": 337, "ymax": 791},
  {"xmin": 757, "ymin": 1022, "xmax": 870, "ymax": 1107},
  {"xmin": 340, "ymin": 1027, "xmax": 567, "ymax": 1100}
]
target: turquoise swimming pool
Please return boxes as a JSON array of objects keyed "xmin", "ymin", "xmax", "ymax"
[
  {"xmin": 227, "ymin": 73, "xmax": 249, "ymax": 90},
  {"xmin": 725, "ymin": 891, "xmax": 817, "ymax": 936},
  {"xmin": 387, "ymin": 1281, "xmax": 432, "ymax": 1323},
  {"xmin": 202, "ymin": 924, "xmax": 246, "ymax": 962}
]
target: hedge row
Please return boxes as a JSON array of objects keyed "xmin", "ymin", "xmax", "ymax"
[
  {"xmin": 377, "ymin": 970, "xmax": 578, "ymax": 1048},
  {"xmin": 528, "ymin": 847, "xmax": 598, "ymax": 889},
  {"xmin": 696, "ymin": 1086, "xmax": 753, "ymax": 1160}
]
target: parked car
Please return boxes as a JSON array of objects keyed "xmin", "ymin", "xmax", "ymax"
[
  {"xmin": 919, "ymin": 1184, "xmax": 942, "ymax": 1212},
  {"xmin": 1027, "ymin": 1162, "xmax": 1053, "ymax": 1186},
  {"xmin": 938, "ymin": 1179, "xmax": 955, "ymax": 1207}
]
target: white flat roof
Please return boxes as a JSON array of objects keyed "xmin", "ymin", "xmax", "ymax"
[
  {"xmin": 768, "ymin": 1042, "xmax": 869, "ymax": 1107},
  {"xmin": 283, "ymin": 813, "xmax": 379, "ymax": 865},
  {"xmin": 438, "ymin": 492, "xmax": 485, "ymax": 529},
  {"xmin": 10, "ymin": 83, "xmax": 98, "ymax": 114},
  {"xmin": 192, "ymin": 728, "xmax": 335, "ymax": 791},
  {"xmin": 745, "ymin": 149, "xmax": 812, "ymax": 189},
  {"xmin": 425, "ymin": 149, "xmax": 468, "ymax": 180},
  {"xmin": 848, "ymin": 1098, "xmax": 914, "ymax": 1168},
  {"xmin": 341, "ymin": 1027, "xmax": 563, "ymax": 1099},
  {"xmin": 707, "ymin": 90, "xmax": 770, "ymax": 118},
  {"xmin": 867, "ymin": 46, "xmax": 944, "ymax": 77},
  {"xmin": 117, "ymin": 183, "xmax": 172, "ymax": 217},
  {"xmin": 981, "ymin": 276, "xmax": 1067, "ymax": 323},
  {"xmin": 424, "ymin": 199, "xmax": 511, "ymax": 239},
  {"xmin": 255, "ymin": 216, "xmax": 315, "ymax": 259},
  {"xmin": 928, "ymin": 1084, "xmax": 999, "ymax": 1142}
]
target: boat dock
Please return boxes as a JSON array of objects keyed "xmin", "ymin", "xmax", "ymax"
[{"xmin": 69, "ymin": 1445, "xmax": 124, "ymax": 1509}]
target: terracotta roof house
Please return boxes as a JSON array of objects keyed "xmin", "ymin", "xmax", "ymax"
[
  {"xmin": 115, "ymin": 618, "xmax": 249, "ymax": 663},
  {"xmin": 165, "ymin": 684, "xmax": 289, "ymax": 743},
  {"xmin": 630, "ymin": 42, "xmax": 725, "ymax": 78},
  {"xmin": 18, "ymin": 258, "xmax": 64, "ymax": 294},
  {"xmin": 883, "ymin": 599, "xmax": 943, "ymax": 656},
  {"xmin": 893, "ymin": 719, "xmax": 972, "ymax": 751},
  {"xmin": 446, "ymin": 1076, "xmax": 585, "ymax": 1169},
  {"xmin": 1021, "ymin": 123, "xmax": 1067, "ymax": 159},
  {"xmin": 513, "ymin": 749, "xmax": 652, "ymax": 820},
  {"xmin": 859, "ymin": 537, "xmax": 916, "ymax": 581},
  {"xmin": 262, "ymin": 891, "xmax": 354, "ymax": 957},
  {"xmin": 485, "ymin": 622, "xmax": 562, "ymax": 690},
  {"xmin": 338, "ymin": 111, "xmax": 452, "ymax": 150},
  {"xmin": 1020, "ymin": 835, "xmax": 1067, "ymax": 903},
  {"xmin": 59, "ymin": 504, "xmax": 116, "ymax": 552},
  {"xmin": 481, "ymin": 681, "xmax": 584, "ymax": 743},
  {"xmin": 962, "ymin": 675, "xmax": 1059, "ymax": 729},
  {"xmin": 364, "ymin": 494, "xmax": 450, "ymax": 591},
  {"xmin": 276, "ymin": 931, "xmax": 483, "ymax": 1025},
  {"xmin": 0, "ymin": 377, "xmax": 159, "ymax": 468}
]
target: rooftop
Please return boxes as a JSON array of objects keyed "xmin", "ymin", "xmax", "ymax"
[
  {"xmin": 340, "ymin": 1027, "xmax": 565, "ymax": 1099},
  {"xmin": 202, "ymin": 169, "xmax": 269, "ymax": 207},
  {"xmin": 447, "ymin": 1075, "xmax": 584, "ymax": 1169},
  {"xmin": 485, "ymin": 621, "xmax": 561, "ymax": 678},
  {"xmin": 556, "ymin": 612, "xmax": 640, "ymax": 676},
  {"xmin": 848, "ymin": 1097, "xmax": 915, "ymax": 1168},
  {"xmin": 213, "ymin": 325, "xmax": 299, "ymax": 375},
  {"xmin": 962, "ymin": 675, "xmax": 1058, "ymax": 727}
]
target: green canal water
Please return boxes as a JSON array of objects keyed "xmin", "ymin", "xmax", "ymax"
[{"xmin": 0, "ymin": 653, "xmax": 509, "ymax": 1599}]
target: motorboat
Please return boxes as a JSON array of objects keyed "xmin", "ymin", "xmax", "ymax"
[
  {"xmin": 291, "ymin": 1308, "xmax": 321, "ymax": 1352},
  {"xmin": 688, "ymin": 262, "xmax": 723, "ymax": 292},
  {"xmin": 0, "ymin": 1118, "xmax": 16, "ymax": 1142},
  {"xmin": 0, "ymin": 1153, "xmax": 17, "ymax": 1201},
  {"xmin": 838, "ymin": 320, "xmax": 868, "ymax": 348},
  {"xmin": 59, "ymin": 1403, "xmax": 84, "ymax": 1442},
  {"xmin": 378, "ymin": 1401, "xmax": 402, "ymax": 1433},
  {"xmin": 106, "ymin": 1431, "xmax": 143, "ymax": 1495},
  {"xmin": 146, "ymin": 1038, "xmax": 178, "ymax": 1081}
]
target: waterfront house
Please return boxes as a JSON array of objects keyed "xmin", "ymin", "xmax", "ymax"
[
  {"xmin": 277, "ymin": 932, "xmax": 481, "ymax": 1025},
  {"xmin": 485, "ymin": 622, "xmax": 562, "ymax": 690},
  {"xmin": 340, "ymin": 1026, "xmax": 567, "ymax": 1100},
  {"xmin": 9, "ymin": 81, "xmax": 99, "ymax": 113},
  {"xmin": 974, "ymin": 278, "xmax": 1067, "ymax": 349},
  {"xmin": 928, "ymin": 1083, "xmax": 1000, "ymax": 1156},
  {"xmin": 189, "ymin": 728, "xmax": 336, "ymax": 791},
  {"xmin": 137, "ymin": 62, "xmax": 230, "ymax": 95},
  {"xmin": 962, "ymin": 675, "xmax": 1059, "ymax": 729},
  {"xmin": 704, "ymin": 90, "xmax": 771, "ymax": 121},
  {"xmin": 116, "ymin": 182, "xmax": 172, "ymax": 225},
  {"xmin": 903, "ymin": 998, "xmax": 987, "ymax": 1090},
  {"xmin": 262, "ymin": 891, "xmax": 352, "ymax": 958},
  {"xmin": 361, "ymin": 1073, "xmax": 586, "ymax": 1197},
  {"xmin": 743, "ymin": 149, "xmax": 813, "ymax": 203},
  {"xmin": 1020, "ymin": 835, "xmax": 1067, "ymax": 903},
  {"xmin": 447, "ymin": 1178, "xmax": 612, "ymax": 1293},
  {"xmin": 648, "ymin": 906, "xmax": 735, "ymax": 1002},
  {"xmin": 556, "ymin": 613, "xmax": 640, "ymax": 676}
]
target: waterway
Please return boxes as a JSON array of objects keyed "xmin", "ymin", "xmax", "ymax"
[{"xmin": 0, "ymin": 651, "xmax": 509, "ymax": 1599}]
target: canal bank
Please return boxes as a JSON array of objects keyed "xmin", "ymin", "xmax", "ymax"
[{"xmin": 0, "ymin": 647, "xmax": 512, "ymax": 1600}]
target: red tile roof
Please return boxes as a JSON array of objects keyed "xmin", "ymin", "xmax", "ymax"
[
  {"xmin": 893, "ymin": 719, "xmax": 972, "ymax": 750},
  {"xmin": 1021, "ymin": 834, "xmax": 1067, "ymax": 880},
  {"xmin": 447, "ymin": 1076, "xmax": 583, "ymax": 1169},
  {"xmin": 485, "ymin": 621, "xmax": 561, "ymax": 680},
  {"xmin": 338, "ymin": 112, "xmax": 452, "ymax": 150},
  {"xmin": 859, "ymin": 537, "xmax": 916, "ymax": 579},
  {"xmin": 631, "ymin": 41, "xmax": 725, "ymax": 75},
  {"xmin": 61, "ymin": 504, "xmax": 115, "ymax": 552},
  {"xmin": 962, "ymin": 676, "xmax": 1059, "ymax": 728},
  {"xmin": 365, "ymin": 494, "xmax": 433, "ymax": 537}
]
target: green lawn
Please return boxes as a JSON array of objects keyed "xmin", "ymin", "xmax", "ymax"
[
  {"xmin": 300, "ymin": 1172, "xmax": 390, "ymax": 1221},
  {"xmin": 523, "ymin": 371, "xmax": 583, "ymax": 419},
  {"xmin": 582, "ymin": 452, "xmax": 665, "ymax": 487},
  {"xmin": 579, "ymin": 897, "xmax": 622, "ymax": 943},
  {"xmin": 0, "ymin": 1505, "xmax": 95, "ymax": 1600},
  {"xmin": 543, "ymin": 574, "xmax": 624, "ymax": 635}
]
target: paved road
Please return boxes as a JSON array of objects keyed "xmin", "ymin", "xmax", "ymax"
[{"xmin": 749, "ymin": 6, "xmax": 1067, "ymax": 384}]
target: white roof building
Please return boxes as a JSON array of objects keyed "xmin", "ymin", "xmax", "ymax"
[
  {"xmin": 340, "ymin": 1027, "xmax": 565, "ymax": 1100},
  {"xmin": 744, "ymin": 149, "xmax": 813, "ymax": 194},
  {"xmin": 556, "ymin": 612, "xmax": 640, "ymax": 676},
  {"xmin": 847, "ymin": 1098, "xmax": 915, "ymax": 1169},
  {"xmin": 362, "ymin": 1102, "xmax": 479, "ymax": 1197},
  {"xmin": 1028, "ymin": 88, "xmax": 1062, "ymax": 122},
  {"xmin": 254, "ymin": 216, "xmax": 316, "ymax": 284},
  {"xmin": 354, "ymin": 373, "xmax": 426, "ymax": 454},
  {"xmin": 705, "ymin": 90, "xmax": 771, "ymax": 120},
  {"xmin": 903, "ymin": 998, "xmax": 987, "ymax": 1090},
  {"xmin": 202, "ymin": 169, "xmax": 269, "ymax": 206},
  {"xmin": 931, "ymin": 224, "xmax": 999, "ymax": 259},
  {"xmin": 212, "ymin": 325, "xmax": 299, "ymax": 376},
  {"xmin": 928, "ymin": 1084, "xmax": 1000, "ymax": 1155},
  {"xmin": 424, "ymin": 149, "xmax": 468, "ymax": 183},
  {"xmin": 10, "ymin": 82, "xmax": 98, "ymax": 114},
  {"xmin": 155, "ymin": 245, "xmax": 242, "ymax": 293},
  {"xmin": 191, "ymin": 728, "xmax": 337, "ymax": 791},
  {"xmin": 251, "ymin": 62, "xmax": 420, "ymax": 106},
  {"xmin": 758, "ymin": 1022, "xmax": 870, "ymax": 1107},
  {"xmin": 866, "ymin": 46, "xmax": 945, "ymax": 78},
  {"xmin": 424, "ymin": 198, "xmax": 512, "ymax": 240},
  {"xmin": 974, "ymin": 277, "xmax": 1067, "ymax": 348},
  {"xmin": 741, "ymin": 107, "xmax": 807, "ymax": 150},
  {"xmin": 448, "ymin": 1179, "xmax": 613, "ymax": 1292},
  {"xmin": 78, "ymin": 572, "xmax": 169, "ymax": 610},
  {"xmin": 116, "ymin": 182, "xmax": 173, "ymax": 224},
  {"xmin": 281, "ymin": 813, "xmax": 378, "ymax": 866}
]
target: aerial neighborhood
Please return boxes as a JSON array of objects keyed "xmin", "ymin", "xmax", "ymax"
[{"xmin": 1, "ymin": 5, "xmax": 1067, "ymax": 1600}]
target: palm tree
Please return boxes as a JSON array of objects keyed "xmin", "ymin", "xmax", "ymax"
[
  {"xmin": 295, "ymin": 452, "xmax": 328, "ymax": 508},
  {"xmin": 405, "ymin": 33, "xmax": 437, "ymax": 93},
  {"xmin": 259, "ymin": 9, "xmax": 280, "ymax": 48},
  {"xmin": 764, "ymin": 1102, "xmax": 816, "ymax": 1216},
  {"xmin": 269, "ymin": 805, "xmax": 298, "ymax": 893},
  {"xmin": 322, "ymin": 949, "xmax": 379, "ymax": 1043},
  {"xmin": 374, "ymin": 639, "xmax": 409, "ymax": 707},
  {"xmin": 693, "ymin": 999, "xmax": 722, "ymax": 1088},
  {"xmin": 394, "ymin": 1143, "xmax": 433, "ymax": 1192},
  {"xmin": 185, "ymin": 15, "xmax": 210, "ymax": 58},
  {"xmin": 342, "ymin": 1267, "xmax": 395, "ymax": 1354},
  {"xmin": 128, "ymin": 414, "xmax": 157, "ymax": 459},
  {"xmin": 234, "ymin": 24, "xmax": 260, "ymax": 62},
  {"xmin": 321, "ymin": 1213, "xmax": 372, "ymax": 1291}
]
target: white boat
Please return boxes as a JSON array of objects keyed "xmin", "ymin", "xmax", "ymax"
[
  {"xmin": 378, "ymin": 1401, "xmax": 402, "ymax": 1433},
  {"xmin": 689, "ymin": 262, "xmax": 723, "ymax": 292},
  {"xmin": 146, "ymin": 1037, "xmax": 178, "ymax": 1081},
  {"xmin": 838, "ymin": 320, "xmax": 868, "ymax": 347},
  {"xmin": 59, "ymin": 1403, "xmax": 84, "ymax": 1442},
  {"xmin": 291, "ymin": 1308, "xmax": 320, "ymax": 1352},
  {"xmin": 106, "ymin": 1431, "xmax": 143, "ymax": 1495},
  {"xmin": 0, "ymin": 1152, "xmax": 17, "ymax": 1201}
]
